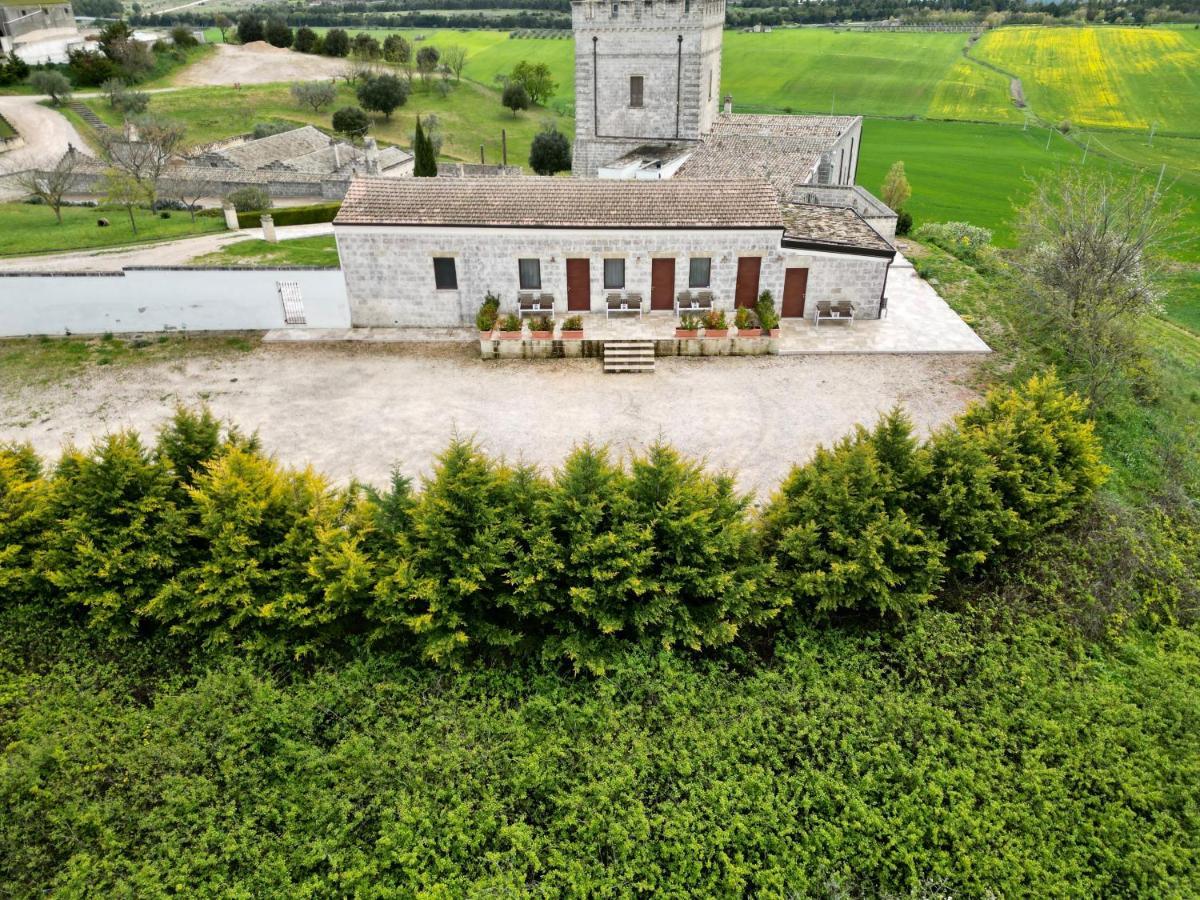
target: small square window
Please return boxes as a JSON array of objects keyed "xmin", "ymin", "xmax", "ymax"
[
  {"xmin": 688, "ymin": 257, "xmax": 711, "ymax": 289},
  {"xmin": 518, "ymin": 258, "xmax": 541, "ymax": 290},
  {"xmin": 629, "ymin": 75, "xmax": 644, "ymax": 109},
  {"xmin": 432, "ymin": 256, "xmax": 457, "ymax": 290},
  {"xmin": 603, "ymin": 258, "xmax": 625, "ymax": 290}
]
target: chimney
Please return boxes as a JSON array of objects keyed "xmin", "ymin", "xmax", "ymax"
[
  {"xmin": 364, "ymin": 136, "xmax": 379, "ymax": 175},
  {"xmin": 332, "ymin": 142, "xmax": 341, "ymax": 169},
  {"xmin": 723, "ymin": 94, "xmax": 732, "ymax": 116}
]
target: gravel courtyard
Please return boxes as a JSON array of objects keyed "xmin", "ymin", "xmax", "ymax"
[{"xmin": 0, "ymin": 343, "xmax": 983, "ymax": 497}]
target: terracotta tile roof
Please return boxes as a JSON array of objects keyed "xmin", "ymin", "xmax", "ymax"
[
  {"xmin": 780, "ymin": 202, "xmax": 894, "ymax": 255},
  {"xmin": 334, "ymin": 176, "xmax": 785, "ymax": 229},
  {"xmin": 217, "ymin": 125, "xmax": 332, "ymax": 170},
  {"xmin": 677, "ymin": 113, "xmax": 860, "ymax": 192}
]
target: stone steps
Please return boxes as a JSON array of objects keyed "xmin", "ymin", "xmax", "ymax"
[
  {"xmin": 603, "ymin": 339, "xmax": 655, "ymax": 373},
  {"xmin": 69, "ymin": 101, "xmax": 110, "ymax": 134}
]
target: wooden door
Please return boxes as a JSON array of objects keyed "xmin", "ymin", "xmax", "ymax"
[
  {"xmin": 734, "ymin": 256, "xmax": 761, "ymax": 309},
  {"xmin": 781, "ymin": 267, "xmax": 809, "ymax": 318},
  {"xmin": 566, "ymin": 258, "xmax": 591, "ymax": 311},
  {"xmin": 650, "ymin": 258, "xmax": 675, "ymax": 311}
]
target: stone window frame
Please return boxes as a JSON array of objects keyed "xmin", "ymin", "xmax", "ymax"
[
  {"xmin": 603, "ymin": 257, "xmax": 626, "ymax": 290},
  {"xmin": 518, "ymin": 257, "xmax": 542, "ymax": 291},
  {"xmin": 688, "ymin": 256, "xmax": 712, "ymax": 289},
  {"xmin": 432, "ymin": 255, "xmax": 458, "ymax": 291},
  {"xmin": 629, "ymin": 74, "xmax": 644, "ymax": 109}
]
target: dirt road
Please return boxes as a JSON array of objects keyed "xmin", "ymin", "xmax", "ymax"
[
  {"xmin": 0, "ymin": 95, "xmax": 92, "ymax": 191},
  {"xmin": 0, "ymin": 343, "xmax": 982, "ymax": 498}
]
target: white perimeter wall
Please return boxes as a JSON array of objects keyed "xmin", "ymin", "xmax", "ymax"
[{"xmin": 0, "ymin": 268, "xmax": 350, "ymax": 337}]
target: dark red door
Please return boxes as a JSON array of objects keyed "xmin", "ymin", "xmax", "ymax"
[
  {"xmin": 781, "ymin": 267, "xmax": 809, "ymax": 318},
  {"xmin": 566, "ymin": 258, "xmax": 590, "ymax": 311},
  {"xmin": 735, "ymin": 256, "xmax": 761, "ymax": 309},
  {"xmin": 651, "ymin": 258, "xmax": 675, "ymax": 310}
]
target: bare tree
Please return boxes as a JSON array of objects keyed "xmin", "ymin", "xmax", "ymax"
[
  {"xmin": 159, "ymin": 144, "xmax": 218, "ymax": 224},
  {"xmin": 291, "ymin": 81, "xmax": 337, "ymax": 113},
  {"xmin": 1016, "ymin": 169, "xmax": 1184, "ymax": 407},
  {"xmin": 213, "ymin": 12, "xmax": 231, "ymax": 42},
  {"xmin": 442, "ymin": 45, "xmax": 467, "ymax": 82},
  {"xmin": 11, "ymin": 148, "xmax": 83, "ymax": 224},
  {"xmin": 100, "ymin": 114, "xmax": 187, "ymax": 209},
  {"xmin": 102, "ymin": 167, "xmax": 143, "ymax": 234}
]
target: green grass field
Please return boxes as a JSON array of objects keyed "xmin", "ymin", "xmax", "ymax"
[
  {"xmin": 81, "ymin": 78, "xmax": 565, "ymax": 168},
  {"xmin": 0, "ymin": 203, "xmax": 226, "ymax": 257},
  {"xmin": 189, "ymin": 234, "xmax": 339, "ymax": 267},
  {"xmin": 974, "ymin": 26, "xmax": 1200, "ymax": 135},
  {"xmin": 856, "ymin": 118, "xmax": 1200, "ymax": 256},
  {"xmin": 721, "ymin": 30, "xmax": 1017, "ymax": 122}
]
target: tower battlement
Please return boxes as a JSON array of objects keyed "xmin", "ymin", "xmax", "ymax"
[{"xmin": 572, "ymin": 0, "xmax": 726, "ymax": 175}]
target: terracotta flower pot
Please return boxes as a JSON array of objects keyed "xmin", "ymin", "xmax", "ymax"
[
  {"xmin": 479, "ymin": 330, "xmax": 495, "ymax": 340},
  {"xmin": 498, "ymin": 330, "xmax": 522, "ymax": 340},
  {"xmin": 704, "ymin": 329, "xmax": 729, "ymax": 338},
  {"xmin": 530, "ymin": 330, "xmax": 553, "ymax": 340},
  {"xmin": 769, "ymin": 328, "xmax": 781, "ymax": 338},
  {"xmin": 676, "ymin": 328, "xmax": 699, "ymax": 338},
  {"xmin": 738, "ymin": 328, "xmax": 763, "ymax": 338},
  {"xmin": 560, "ymin": 330, "xmax": 584, "ymax": 340}
]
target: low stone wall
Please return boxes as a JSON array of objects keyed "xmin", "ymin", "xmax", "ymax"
[
  {"xmin": 64, "ymin": 167, "xmax": 351, "ymax": 201},
  {"xmin": 479, "ymin": 334, "xmax": 778, "ymax": 359}
]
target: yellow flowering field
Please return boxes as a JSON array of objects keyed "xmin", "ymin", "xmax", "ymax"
[
  {"xmin": 928, "ymin": 57, "xmax": 1023, "ymax": 123},
  {"xmin": 976, "ymin": 26, "xmax": 1200, "ymax": 133}
]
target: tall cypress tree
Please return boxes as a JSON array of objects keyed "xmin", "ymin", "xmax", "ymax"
[{"xmin": 413, "ymin": 116, "xmax": 437, "ymax": 177}]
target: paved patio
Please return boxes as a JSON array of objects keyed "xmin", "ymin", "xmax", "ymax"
[{"xmin": 266, "ymin": 254, "xmax": 988, "ymax": 355}]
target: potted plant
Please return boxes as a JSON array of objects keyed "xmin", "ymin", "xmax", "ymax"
[
  {"xmin": 498, "ymin": 312, "xmax": 522, "ymax": 340},
  {"xmin": 676, "ymin": 313, "xmax": 701, "ymax": 338},
  {"xmin": 529, "ymin": 315, "xmax": 553, "ymax": 340},
  {"xmin": 735, "ymin": 306, "xmax": 762, "ymax": 337},
  {"xmin": 476, "ymin": 292, "xmax": 500, "ymax": 337},
  {"xmin": 756, "ymin": 290, "xmax": 780, "ymax": 337},
  {"xmin": 702, "ymin": 308, "xmax": 728, "ymax": 338},
  {"xmin": 561, "ymin": 315, "xmax": 584, "ymax": 340}
]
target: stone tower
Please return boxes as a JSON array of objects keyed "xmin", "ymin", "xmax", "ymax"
[{"xmin": 572, "ymin": 0, "xmax": 725, "ymax": 176}]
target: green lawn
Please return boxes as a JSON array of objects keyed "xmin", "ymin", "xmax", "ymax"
[
  {"xmin": 0, "ymin": 203, "xmax": 226, "ymax": 257},
  {"xmin": 81, "ymin": 78, "xmax": 566, "ymax": 168},
  {"xmin": 0, "ymin": 113, "xmax": 15, "ymax": 139},
  {"xmin": 189, "ymin": 234, "xmax": 339, "ymax": 268}
]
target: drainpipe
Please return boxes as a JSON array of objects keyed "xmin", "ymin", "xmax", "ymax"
[
  {"xmin": 675, "ymin": 34, "xmax": 683, "ymax": 139},
  {"xmin": 879, "ymin": 258, "xmax": 892, "ymax": 318},
  {"xmin": 593, "ymin": 36, "xmax": 599, "ymax": 137}
]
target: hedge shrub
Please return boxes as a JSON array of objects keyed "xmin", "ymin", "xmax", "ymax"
[
  {"xmin": 234, "ymin": 201, "xmax": 341, "ymax": 229},
  {"xmin": 0, "ymin": 377, "xmax": 1108, "ymax": 666}
]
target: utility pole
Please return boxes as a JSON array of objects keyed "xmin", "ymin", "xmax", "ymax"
[
  {"xmin": 502, "ymin": 129, "xmax": 507, "ymax": 167},
  {"xmin": 1154, "ymin": 163, "xmax": 1165, "ymax": 199},
  {"xmin": 1045, "ymin": 126, "xmax": 1053, "ymax": 151},
  {"xmin": 480, "ymin": 143, "xmax": 485, "ymax": 164},
  {"xmin": 1081, "ymin": 136, "xmax": 1091, "ymax": 166},
  {"xmin": 1148, "ymin": 121, "xmax": 1156, "ymax": 147}
]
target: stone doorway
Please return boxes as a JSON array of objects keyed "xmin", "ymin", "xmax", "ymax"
[
  {"xmin": 651, "ymin": 258, "xmax": 675, "ymax": 311},
  {"xmin": 567, "ymin": 258, "xmax": 591, "ymax": 311},
  {"xmin": 735, "ymin": 256, "xmax": 761, "ymax": 308},
  {"xmin": 781, "ymin": 268, "xmax": 808, "ymax": 318}
]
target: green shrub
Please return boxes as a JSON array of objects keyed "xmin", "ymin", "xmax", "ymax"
[
  {"xmin": 144, "ymin": 447, "xmax": 343, "ymax": 657},
  {"xmin": 225, "ymin": 186, "xmax": 272, "ymax": 214},
  {"xmin": 0, "ymin": 443, "xmax": 52, "ymax": 606},
  {"xmin": 528, "ymin": 315, "xmax": 553, "ymax": 333},
  {"xmin": 761, "ymin": 410, "xmax": 946, "ymax": 619},
  {"xmin": 755, "ymin": 290, "xmax": 779, "ymax": 331},
  {"xmin": 734, "ymin": 306, "xmax": 759, "ymax": 330},
  {"xmin": 372, "ymin": 440, "xmax": 543, "ymax": 665},
  {"xmin": 39, "ymin": 432, "xmax": 185, "ymax": 634},
  {"xmin": 914, "ymin": 221, "xmax": 993, "ymax": 265},
  {"xmin": 957, "ymin": 374, "xmax": 1107, "ymax": 548},
  {"xmin": 498, "ymin": 312, "xmax": 521, "ymax": 332},
  {"xmin": 702, "ymin": 309, "xmax": 727, "ymax": 330},
  {"xmin": 562, "ymin": 315, "xmax": 583, "ymax": 331},
  {"xmin": 235, "ymin": 201, "xmax": 340, "ymax": 229}
]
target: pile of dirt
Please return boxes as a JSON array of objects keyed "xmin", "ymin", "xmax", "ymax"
[{"xmin": 239, "ymin": 40, "xmax": 290, "ymax": 55}]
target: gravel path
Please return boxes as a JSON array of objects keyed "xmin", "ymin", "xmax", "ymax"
[
  {"xmin": 173, "ymin": 42, "xmax": 350, "ymax": 87},
  {"xmin": 0, "ymin": 95, "xmax": 92, "ymax": 190},
  {"xmin": 0, "ymin": 343, "xmax": 983, "ymax": 498}
]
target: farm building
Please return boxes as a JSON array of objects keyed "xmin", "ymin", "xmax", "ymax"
[{"xmin": 333, "ymin": 176, "xmax": 895, "ymax": 328}]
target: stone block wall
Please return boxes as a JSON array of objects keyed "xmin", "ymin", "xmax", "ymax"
[
  {"xmin": 572, "ymin": 0, "xmax": 724, "ymax": 175},
  {"xmin": 336, "ymin": 224, "xmax": 892, "ymax": 327},
  {"xmin": 782, "ymin": 249, "xmax": 890, "ymax": 319}
]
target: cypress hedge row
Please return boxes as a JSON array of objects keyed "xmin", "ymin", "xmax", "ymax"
[{"xmin": 0, "ymin": 375, "xmax": 1106, "ymax": 672}]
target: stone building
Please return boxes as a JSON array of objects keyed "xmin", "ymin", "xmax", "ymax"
[
  {"xmin": 1, "ymin": 1, "xmax": 88, "ymax": 64},
  {"xmin": 333, "ymin": 176, "xmax": 895, "ymax": 328}
]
